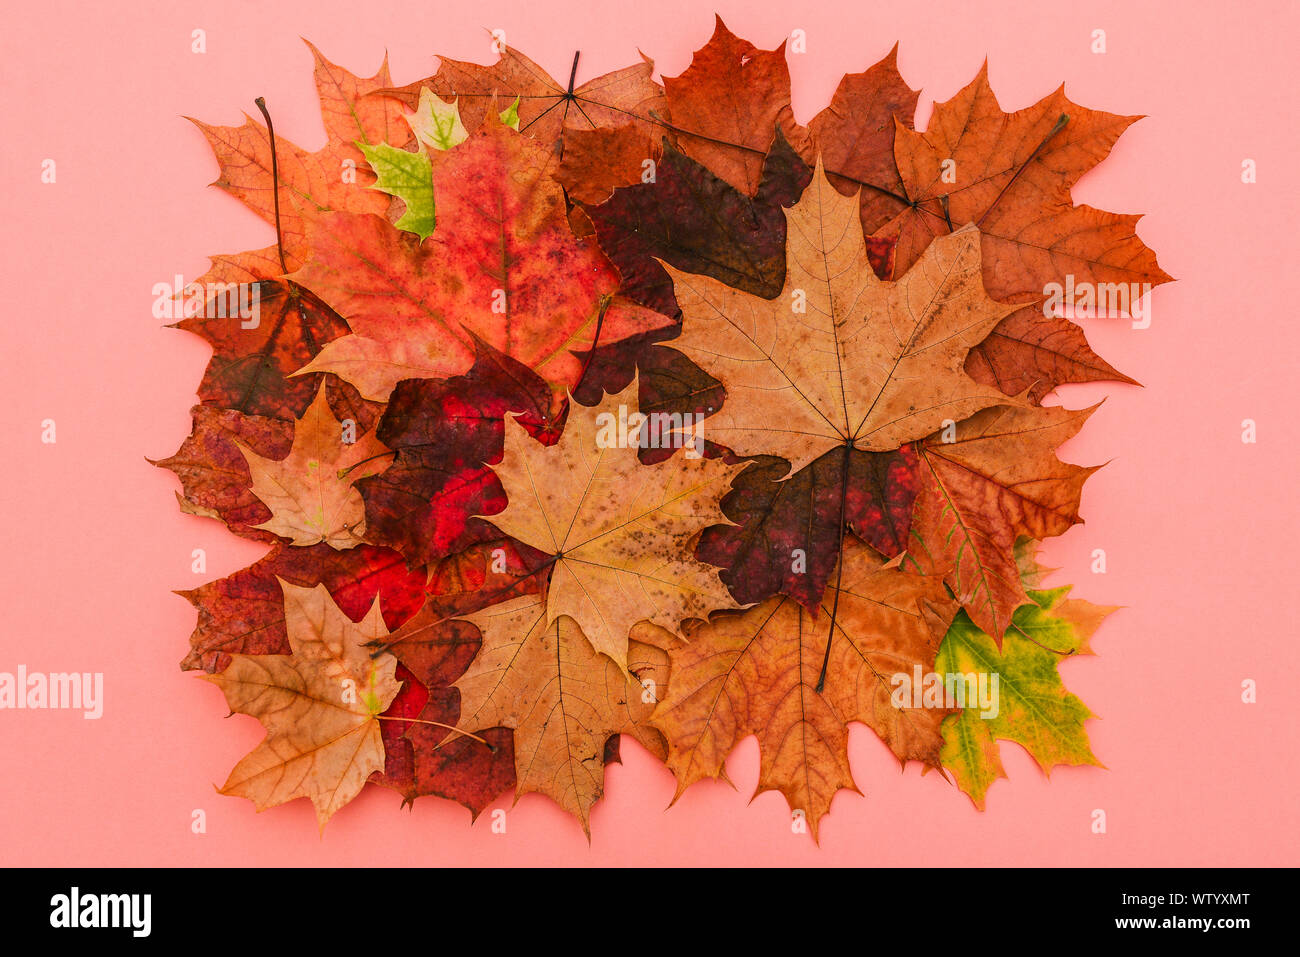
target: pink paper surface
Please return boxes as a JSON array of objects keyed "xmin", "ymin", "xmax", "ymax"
[{"xmin": 1, "ymin": 0, "xmax": 1296, "ymax": 866}]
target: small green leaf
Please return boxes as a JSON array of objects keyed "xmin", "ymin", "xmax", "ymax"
[
  {"xmin": 358, "ymin": 141, "xmax": 435, "ymax": 240},
  {"xmin": 498, "ymin": 96, "xmax": 521, "ymax": 131}
]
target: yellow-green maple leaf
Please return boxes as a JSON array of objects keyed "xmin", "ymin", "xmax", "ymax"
[{"xmin": 936, "ymin": 584, "xmax": 1112, "ymax": 808}]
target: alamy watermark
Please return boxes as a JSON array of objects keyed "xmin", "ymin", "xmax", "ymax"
[
  {"xmin": 0, "ymin": 666, "xmax": 103, "ymax": 719},
  {"xmin": 151, "ymin": 274, "xmax": 260, "ymax": 328},
  {"xmin": 890, "ymin": 666, "xmax": 999, "ymax": 719},
  {"xmin": 1044, "ymin": 276, "xmax": 1153, "ymax": 329},
  {"xmin": 594, "ymin": 405, "xmax": 705, "ymax": 458}
]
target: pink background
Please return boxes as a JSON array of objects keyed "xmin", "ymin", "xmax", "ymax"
[{"xmin": 1, "ymin": 0, "xmax": 1296, "ymax": 866}]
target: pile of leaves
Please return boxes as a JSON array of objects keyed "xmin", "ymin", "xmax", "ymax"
[{"xmin": 158, "ymin": 19, "xmax": 1168, "ymax": 839}]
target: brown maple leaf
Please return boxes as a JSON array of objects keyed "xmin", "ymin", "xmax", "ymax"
[
  {"xmin": 810, "ymin": 44, "xmax": 920, "ymax": 234},
  {"xmin": 661, "ymin": 16, "xmax": 812, "ymax": 195},
  {"xmin": 382, "ymin": 43, "xmax": 666, "ymax": 154},
  {"xmin": 188, "ymin": 43, "xmax": 411, "ymax": 282},
  {"xmin": 203, "ymin": 581, "xmax": 401, "ymax": 829},
  {"xmin": 868, "ymin": 65, "xmax": 1171, "ymax": 399},
  {"xmin": 906, "ymin": 403, "xmax": 1099, "ymax": 641},
  {"xmin": 650, "ymin": 536, "xmax": 954, "ymax": 841}
]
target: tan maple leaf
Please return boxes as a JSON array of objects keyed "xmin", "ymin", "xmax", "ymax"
[
  {"xmin": 662, "ymin": 161, "xmax": 1020, "ymax": 475},
  {"xmin": 202, "ymin": 581, "xmax": 401, "ymax": 829},
  {"xmin": 481, "ymin": 378, "xmax": 745, "ymax": 672},
  {"xmin": 650, "ymin": 536, "xmax": 955, "ymax": 841},
  {"xmin": 236, "ymin": 384, "xmax": 390, "ymax": 548},
  {"xmin": 452, "ymin": 595, "xmax": 671, "ymax": 832}
]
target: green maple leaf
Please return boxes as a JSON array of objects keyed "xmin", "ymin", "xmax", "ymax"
[
  {"xmin": 936, "ymin": 584, "xmax": 1110, "ymax": 808},
  {"xmin": 358, "ymin": 141, "xmax": 435, "ymax": 240}
]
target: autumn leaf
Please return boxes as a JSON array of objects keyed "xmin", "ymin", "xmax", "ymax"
[
  {"xmin": 664, "ymin": 161, "xmax": 1018, "ymax": 473},
  {"xmin": 868, "ymin": 65, "xmax": 1171, "ymax": 399},
  {"xmin": 189, "ymin": 43, "xmax": 409, "ymax": 275},
  {"xmin": 451, "ymin": 593, "xmax": 671, "ymax": 832},
  {"xmin": 172, "ymin": 281, "xmax": 355, "ymax": 422},
  {"xmin": 907, "ymin": 404, "xmax": 1098, "ymax": 641},
  {"xmin": 383, "ymin": 44, "xmax": 665, "ymax": 155},
  {"xmin": 369, "ymin": 541, "xmax": 545, "ymax": 817},
  {"xmin": 291, "ymin": 117, "xmax": 671, "ymax": 401},
  {"xmin": 406, "ymin": 88, "xmax": 470, "ymax": 151},
  {"xmin": 359, "ymin": 142, "xmax": 435, "ymax": 241},
  {"xmin": 697, "ymin": 444, "xmax": 920, "ymax": 610},
  {"xmin": 583, "ymin": 130, "xmax": 811, "ymax": 318},
  {"xmin": 177, "ymin": 543, "xmax": 428, "ymax": 674},
  {"xmin": 662, "ymin": 16, "xmax": 812, "ymax": 195},
  {"xmin": 810, "ymin": 44, "xmax": 919, "ymax": 234},
  {"xmin": 236, "ymin": 384, "xmax": 391, "ymax": 548},
  {"xmin": 154, "ymin": 405, "xmax": 293, "ymax": 543},
  {"xmin": 650, "ymin": 536, "xmax": 954, "ymax": 841},
  {"xmin": 481, "ymin": 377, "xmax": 744, "ymax": 671},
  {"xmin": 356, "ymin": 337, "xmax": 562, "ymax": 568},
  {"xmin": 555, "ymin": 125, "xmax": 662, "ymax": 206},
  {"xmin": 203, "ymin": 581, "xmax": 401, "ymax": 828},
  {"xmin": 964, "ymin": 307, "xmax": 1139, "ymax": 404},
  {"xmin": 935, "ymin": 582, "xmax": 1112, "ymax": 808},
  {"xmin": 878, "ymin": 65, "xmax": 1171, "ymax": 299}
]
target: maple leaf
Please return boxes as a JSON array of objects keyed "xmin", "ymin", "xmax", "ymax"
[
  {"xmin": 406, "ymin": 88, "xmax": 470, "ymax": 151},
  {"xmin": 153, "ymin": 405, "xmax": 293, "ymax": 543},
  {"xmin": 583, "ymin": 130, "xmax": 811, "ymax": 318},
  {"xmin": 369, "ymin": 541, "xmax": 545, "ymax": 817},
  {"xmin": 203, "ymin": 581, "xmax": 401, "ymax": 828},
  {"xmin": 878, "ymin": 65, "xmax": 1171, "ymax": 300},
  {"xmin": 555, "ymin": 125, "xmax": 663, "ymax": 206},
  {"xmin": 359, "ymin": 141, "xmax": 435, "ymax": 241},
  {"xmin": 291, "ymin": 117, "xmax": 670, "ymax": 401},
  {"xmin": 177, "ymin": 543, "xmax": 428, "ymax": 674},
  {"xmin": 451, "ymin": 593, "xmax": 671, "ymax": 832},
  {"xmin": 661, "ymin": 16, "xmax": 812, "ymax": 195},
  {"xmin": 697, "ymin": 444, "xmax": 920, "ymax": 610},
  {"xmin": 383, "ymin": 44, "xmax": 665, "ymax": 156},
  {"xmin": 907, "ymin": 404, "xmax": 1098, "ymax": 641},
  {"xmin": 935, "ymin": 582, "xmax": 1112, "ymax": 808},
  {"xmin": 172, "ymin": 281, "xmax": 355, "ymax": 422},
  {"xmin": 356, "ymin": 338, "xmax": 562, "ymax": 568},
  {"xmin": 236, "ymin": 384, "xmax": 391, "ymax": 548},
  {"xmin": 810, "ymin": 45, "xmax": 920, "ymax": 234},
  {"xmin": 664, "ymin": 162, "xmax": 1019, "ymax": 474},
  {"xmin": 189, "ymin": 43, "xmax": 410, "ymax": 275},
  {"xmin": 650, "ymin": 536, "xmax": 954, "ymax": 841},
  {"xmin": 481, "ymin": 378, "xmax": 744, "ymax": 671},
  {"xmin": 867, "ymin": 65, "xmax": 1171, "ymax": 399}
]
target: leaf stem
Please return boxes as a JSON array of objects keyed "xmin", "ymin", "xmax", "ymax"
[
  {"xmin": 336, "ymin": 448, "xmax": 399, "ymax": 479},
  {"xmin": 566, "ymin": 51, "xmax": 580, "ymax": 97},
  {"xmin": 376, "ymin": 715, "xmax": 494, "ymax": 749},
  {"xmin": 815, "ymin": 441, "xmax": 854, "ymax": 693},
  {"xmin": 253, "ymin": 96, "xmax": 289, "ymax": 275}
]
